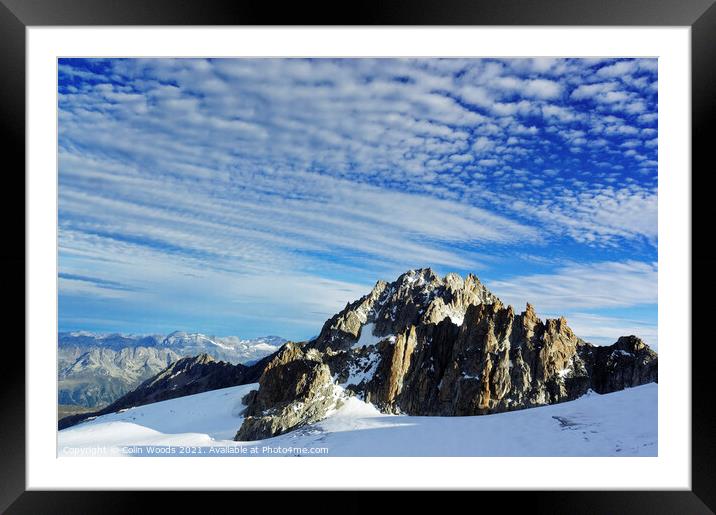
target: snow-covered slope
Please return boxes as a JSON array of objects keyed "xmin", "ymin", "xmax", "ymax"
[{"xmin": 59, "ymin": 382, "xmax": 657, "ymax": 457}]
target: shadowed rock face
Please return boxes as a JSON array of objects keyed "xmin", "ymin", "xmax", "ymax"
[
  {"xmin": 235, "ymin": 268, "xmax": 657, "ymax": 441},
  {"xmin": 578, "ymin": 335, "xmax": 658, "ymax": 393}
]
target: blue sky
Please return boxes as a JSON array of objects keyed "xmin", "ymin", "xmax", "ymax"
[{"xmin": 57, "ymin": 58, "xmax": 658, "ymax": 347}]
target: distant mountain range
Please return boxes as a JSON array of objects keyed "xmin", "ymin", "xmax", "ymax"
[
  {"xmin": 60, "ymin": 268, "xmax": 657, "ymax": 442},
  {"xmin": 58, "ymin": 331, "xmax": 286, "ymax": 408}
]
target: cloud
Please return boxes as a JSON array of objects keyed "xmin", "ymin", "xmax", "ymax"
[
  {"xmin": 60, "ymin": 240, "xmax": 374, "ymax": 337},
  {"xmin": 571, "ymin": 82, "xmax": 618, "ymax": 100},
  {"xmin": 59, "ymin": 272, "xmax": 140, "ymax": 294},
  {"xmin": 570, "ymin": 79, "xmax": 655, "ymax": 116},
  {"xmin": 59, "ymin": 148, "xmax": 536, "ymax": 277},
  {"xmin": 541, "ymin": 104, "xmax": 580, "ymax": 122},
  {"xmin": 507, "ymin": 184, "xmax": 657, "ymax": 245},
  {"xmin": 523, "ymin": 78, "xmax": 563, "ymax": 99},
  {"xmin": 485, "ymin": 260, "xmax": 657, "ymax": 347},
  {"xmin": 488, "ymin": 260, "xmax": 657, "ymax": 312},
  {"xmin": 489, "ymin": 76, "xmax": 562, "ymax": 100},
  {"xmin": 472, "ymin": 136, "xmax": 494, "ymax": 152},
  {"xmin": 564, "ymin": 313, "xmax": 658, "ymax": 349},
  {"xmin": 595, "ymin": 59, "xmax": 656, "ymax": 80}
]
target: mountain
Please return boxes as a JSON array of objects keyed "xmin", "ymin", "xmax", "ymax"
[
  {"xmin": 58, "ymin": 353, "xmax": 274, "ymax": 430},
  {"xmin": 159, "ymin": 331, "xmax": 286, "ymax": 364},
  {"xmin": 59, "ymin": 330, "xmax": 286, "ymax": 363},
  {"xmin": 58, "ymin": 331, "xmax": 286, "ymax": 409},
  {"xmin": 58, "ymin": 382, "xmax": 658, "ymax": 457},
  {"xmin": 234, "ymin": 268, "xmax": 657, "ymax": 440},
  {"xmin": 58, "ymin": 346, "xmax": 182, "ymax": 407}
]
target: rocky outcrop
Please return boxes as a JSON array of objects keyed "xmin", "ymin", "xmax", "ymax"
[
  {"xmin": 58, "ymin": 352, "xmax": 276, "ymax": 430},
  {"xmin": 578, "ymin": 335, "xmax": 658, "ymax": 393},
  {"xmin": 234, "ymin": 269, "xmax": 658, "ymax": 441},
  {"xmin": 234, "ymin": 344, "xmax": 342, "ymax": 440}
]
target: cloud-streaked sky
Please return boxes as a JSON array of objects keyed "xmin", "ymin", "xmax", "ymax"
[{"xmin": 58, "ymin": 58, "xmax": 658, "ymax": 347}]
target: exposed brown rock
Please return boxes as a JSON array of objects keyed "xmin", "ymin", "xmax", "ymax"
[{"xmin": 235, "ymin": 344, "xmax": 342, "ymax": 440}]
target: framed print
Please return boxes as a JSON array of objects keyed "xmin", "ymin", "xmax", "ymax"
[{"xmin": 3, "ymin": 0, "xmax": 715, "ymax": 512}]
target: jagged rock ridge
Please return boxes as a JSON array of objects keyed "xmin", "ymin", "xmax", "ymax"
[
  {"xmin": 313, "ymin": 268, "xmax": 497, "ymax": 352},
  {"xmin": 235, "ymin": 268, "xmax": 657, "ymax": 441}
]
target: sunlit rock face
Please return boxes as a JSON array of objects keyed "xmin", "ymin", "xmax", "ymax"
[{"xmin": 312, "ymin": 268, "xmax": 498, "ymax": 352}]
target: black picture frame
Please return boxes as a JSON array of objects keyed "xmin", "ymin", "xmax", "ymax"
[{"xmin": 2, "ymin": 0, "xmax": 714, "ymax": 512}]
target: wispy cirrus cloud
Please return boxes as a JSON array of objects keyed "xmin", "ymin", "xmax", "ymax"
[
  {"xmin": 563, "ymin": 312, "xmax": 658, "ymax": 349},
  {"xmin": 59, "ymin": 272, "xmax": 140, "ymax": 293},
  {"xmin": 486, "ymin": 260, "xmax": 658, "ymax": 348},
  {"xmin": 488, "ymin": 260, "xmax": 657, "ymax": 312}
]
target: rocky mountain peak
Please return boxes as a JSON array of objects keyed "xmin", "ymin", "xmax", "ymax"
[
  {"xmin": 613, "ymin": 335, "xmax": 649, "ymax": 353},
  {"xmin": 187, "ymin": 353, "xmax": 215, "ymax": 365},
  {"xmin": 162, "ymin": 331, "xmax": 210, "ymax": 346},
  {"xmin": 146, "ymin": 353, "xmax": 216, "ymax": 385},
  {"xmin": 312, "ymin": 269, "xmax": 499, "ymax": 352},
  {"xmin": 396, "ymin": 267, "xmax": 440, "ymax": 287}
]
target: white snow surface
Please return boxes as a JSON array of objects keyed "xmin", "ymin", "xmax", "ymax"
[
  {"xmin": 353, "ymin": 323, "xmax": 388, "ymax": 349},
  {"xmin": 59, "ymin": 382, "xmax": 657, "ymax": 457},
  {"xmin": 444, "ymin": 305, "xmax": 465, "ymax": 326}
]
